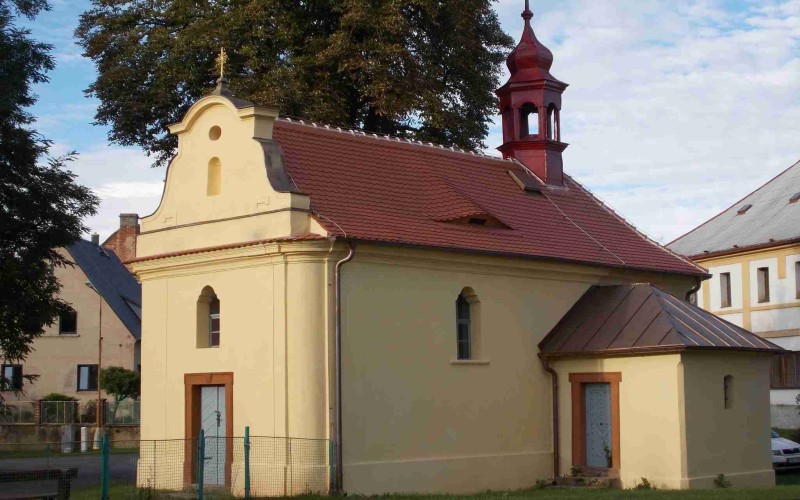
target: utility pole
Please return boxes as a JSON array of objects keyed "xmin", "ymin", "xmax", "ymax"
[{"xmin": 85, "ymin": 280, "xmax": 103, "ymax": 447}]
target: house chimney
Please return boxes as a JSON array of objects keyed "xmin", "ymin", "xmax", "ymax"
[
  {"xmin": 101, "ymin": 213, "xmax": 139, "ymax": 262},
  {"xmin": 91, "ymin": 233, "xmax": 100, "ymax": 245}
]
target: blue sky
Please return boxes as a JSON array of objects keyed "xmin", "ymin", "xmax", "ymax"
[{"xmin": 19, "ymin": 0, "xmax": 800, "ymax": 243}]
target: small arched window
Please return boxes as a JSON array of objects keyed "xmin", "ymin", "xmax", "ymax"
[
  {"xmin": 207, "ymin": 157, "xmax": 222, "ymax": 196},
  {"xmin": 197, "ymin": 286, "xmax": 221, "ymax": 348},
  {"xmin": 724, "ymin": 375, "xmax": 733, "ymax": 409},
  {"xmin": 520, "ymin": 103, "xmax": 539, "ymax": 138},
  {"xmin": 455, "ymin": 288, "xmax": 480, "ymax": 360},
  {"xmin": 547, "ymin": 104, "xmax": 558, "ymax": 140}
]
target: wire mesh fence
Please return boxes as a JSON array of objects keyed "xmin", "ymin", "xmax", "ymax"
[{"xmin": 0, "ymin": 432, "xmax": 332, "ymax": 499}]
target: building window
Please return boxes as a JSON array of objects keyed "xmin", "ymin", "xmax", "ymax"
[
  {"xmin": 795, "ymin": 262, "xmax": 800, "ymax": 300},
  {"xmin": 59, "ymin": 308, "xmax": 77, "ymax": 335},
  {"xmin": 720, "ymin": 272, "xmax": 731, "ymax": 308},
  {"xmin": 1, "ymin": 365, "xmax": 23, "ymax": 391},
  {"xmin": 77, "ymin": 364, "xmax": 98, "ymax": 391},
  {"xmin": 772, "ymin": 352, "xmax": 800, "ymax": 388},
  {"xmin": 455, "ymin": 287, "xmax": 480, "ymax": 360},
  {"xmin": 723, "ymin": 375, "xmax": 733, "ymax": 409},
  {"xmin": 757, "ymin": 267, "xmax": 770, "ymax": 303},
  {"xmin": 207, "ymin": 157, "xmax": 222, "ymax": 196},
  {"xmin": 197, "ymin": 286, "xmax": 221, "ymax": 348}
]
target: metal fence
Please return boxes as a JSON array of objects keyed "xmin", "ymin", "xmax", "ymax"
[{"xmin": 0, "ymin": 431, "xmax": 332, "ymax": 499}]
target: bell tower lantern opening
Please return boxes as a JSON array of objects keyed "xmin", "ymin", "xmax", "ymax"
[{"xmin": 497, "ymin": 1, "xmax": 568, "ymax": 186}]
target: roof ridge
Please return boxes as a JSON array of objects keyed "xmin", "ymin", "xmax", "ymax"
[
  {"xmin": 277, "ymin": 117, "xmax": 513, "ymax": 164},
  {"xmin": 568, "ymin": 175, "xmax": 706, "ymax": 275},
  {"xmin": 667, "ymin": 158, "xmax": 800, "ymax": 249}
]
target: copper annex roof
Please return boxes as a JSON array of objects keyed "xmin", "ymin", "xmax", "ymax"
[
  {"xmin": 272, "ymin": 119, "xmax": 704, "ymax": 276},
  {"xmin": 539, "ymin": 284, "xmax": 782, "ymax": 357}
]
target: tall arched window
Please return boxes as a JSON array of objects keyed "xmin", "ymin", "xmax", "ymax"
[
  {"xmin": 455, "ymin": 287, "xmax": 480, "ymax": 360},
  {"xmin": 207, "ymin": 157, "xmax": 222, "ymax": 196},
  {"xmin": 520, "ymin": 103, "xmax": 538, "ymax": 138},
  {"xmin": 724, "ymin": 375, "xmax": 733, "ymax": 409},
  {"xmin": 547, "ymin": 104, "xmax": 558, "ymax": 140},
  {"xmin": 197, "ymin": 286, "xmax": 221, "ymax": 348}
]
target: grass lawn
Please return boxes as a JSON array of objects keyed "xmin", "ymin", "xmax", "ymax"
[{"xmin": 68, "ymin": 475, "xmax": 800, "ymax": 500}]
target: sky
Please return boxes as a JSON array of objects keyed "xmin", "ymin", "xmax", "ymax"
[{"xmin": 18, "ymin": 0, "xmax": 800, "ymax": 244}]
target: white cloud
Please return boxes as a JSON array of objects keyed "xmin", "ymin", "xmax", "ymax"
[
  {"xmin": 37, "ymin": 0, "xmax": 800, "ymax": 246},
  {"xmin": 50, "ymin": 144, "xmax": 164, "ymax": 240},
  {"xmin": 489, "ymin": 0, "xmax": 800, "ymax": 243}
]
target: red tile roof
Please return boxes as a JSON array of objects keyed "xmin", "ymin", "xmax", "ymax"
[{"xmin": 273, "ymin": 119, "xmax": 704, "ymax": 276}]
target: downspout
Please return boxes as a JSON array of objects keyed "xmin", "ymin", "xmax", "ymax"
[
  {"xmin": 538, "ymin": 353, "xmax": 559, "ymax": 479},
  {"xmin": 686, "ymin": 276, "xmax": 702, "ymax": 302},
  {"xmin": 334, "ymin": 240, "xmax": 355, "ymax": 494}
]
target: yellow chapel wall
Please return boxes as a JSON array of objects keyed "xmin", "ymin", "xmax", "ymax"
[
  {"xmin": 549, "ymin": 354, "xmax": 686, "ymax": 490},
  {"xmin": 338, "ymin": 245, "xmax": 696, "ymax": 495},
  {"xmin": 681, "ymin": 351, "xmax": 775, "ymax": 488}
]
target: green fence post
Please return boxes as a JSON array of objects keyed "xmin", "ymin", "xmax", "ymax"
[
  {"xmin": 244, "ymin": 427, "xmax": 251, "ymax": 499},
  {"xmin": 197, "ymin": 429, "xmax": 205, "ymax": 500},
  {"xmin": 100, "ymin": 433, "xmax": 109, "ymax": 500}
]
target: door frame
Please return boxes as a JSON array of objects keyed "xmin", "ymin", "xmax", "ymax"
[
  {"xmin": 569, "ymin": 372, "xmax": 621, "ymax": 474},
  {"xmin": 184, "ymin": 372, "xmax": 234, "ymax": 486}
]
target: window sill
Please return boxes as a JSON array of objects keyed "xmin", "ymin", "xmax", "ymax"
[
  {"xmin": 450, "ymin": 359, "xmax": 490, "ymax": 366},
  {"xmin": 52, "ymin": 334, "xmax": 80, "ymax": 337}
]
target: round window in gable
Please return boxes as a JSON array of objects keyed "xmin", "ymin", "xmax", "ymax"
[{"xmin": 209, "ymin": 126, "xmax": 222, "ymax": 141}]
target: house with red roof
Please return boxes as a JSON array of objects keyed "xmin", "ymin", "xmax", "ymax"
[{"xmin": 129, "ymin": 2, "xmax": 780, "ymax": 494}]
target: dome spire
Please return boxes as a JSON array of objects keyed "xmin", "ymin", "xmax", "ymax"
[{"xmin": 495, "ymin": 1, "xmax": 569, "ymax": 186}]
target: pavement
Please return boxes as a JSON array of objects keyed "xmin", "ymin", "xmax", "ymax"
[{"xmin": 0, "ymin": 452, "xmax": 136, "ymax": 497}]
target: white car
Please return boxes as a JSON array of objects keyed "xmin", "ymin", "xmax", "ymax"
[{"xmin": 772, "ymin": 430, "xmax": 800, "ymax": 469}]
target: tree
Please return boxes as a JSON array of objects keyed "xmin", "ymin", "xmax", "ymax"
[
  {"xmin": 100, "ymin": 366, "xmax": 140, "ymax": 423},
  {"xmin": 0, "ymin": 0, "xmax": 99, "ymax": 389},
  {"xmin": 76, "ymin": 0, "xmax": 514, "ymax": 167}
]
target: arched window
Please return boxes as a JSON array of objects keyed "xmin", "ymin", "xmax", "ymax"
[
  {"xmin": 724, "ymin": 375, "xmax": 733, "ymax": 409},
  {"xmin": 207, "ymin": 157, "xmax": 222, "ymax": 196},
  {"xmin": 197, "ymin": 286, "xmax": 221, "ymax": 348},
  {"xmin": 520, "ymin": 103, "xmax": 538, "ymax": 138},
  {"xmin": 547, "ymin": 104, "xmax": 558, "ymax": 140},
  {"xmin": 455, "ymin": 287, "xmax": 480, "ymax": 360}
]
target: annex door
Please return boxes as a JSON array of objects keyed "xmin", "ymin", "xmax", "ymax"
[
  {"xmin": 584, "ymin": 382, "xmax": 612, "ymax": 468},
  {"xmin": 201, "ymin": 385, "xmax": 227, "ymax": 485}
]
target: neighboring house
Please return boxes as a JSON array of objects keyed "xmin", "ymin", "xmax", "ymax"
[
  {"xmin": 129, "ymin": 5, "xmax": 781, "ymax": 493},
  {"xmin": 669, "ymin": 160, "xmax": 800, "ymax": 426},
  {"xmin": 1, "ymin": 216, "xmax": 142, "ymax": 403}
]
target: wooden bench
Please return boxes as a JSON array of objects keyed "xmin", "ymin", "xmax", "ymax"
[{"xmin": 0, "ymin": 468, "xmax": 78, "ymax": 500}]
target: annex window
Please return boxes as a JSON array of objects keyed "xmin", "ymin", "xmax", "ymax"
[
  {"xmin": 757, "ymin": 267, "xmax": 770, "ymax": 303},
  {"xmin": 197, "ymin": 286, "xmax": 221, "ymax": 348},
  {"xmin": 1, "ymin": 364, "xmax": 23, "ymax": 391},
  {"xmin": 547, "ymin": 104, "xmax": 558, "ymax": 140},
  {"xmin": 207, "ymin": 157, "xmax": 222, "ymax": 196},
  {"xmin": 59, "ymin": 308, "xmax": 77, "ymax": 335},
  {"xmin": 455, "ymin": 287, "xmax": 480, "ymax": 360},
  {"xmin": 723, "ymin": 375, "xmax": 733, "ymax": 409},
  {"xmin": 719, "ymin": 272, "xmax": 732, "ymax": 308},
  {"xmin": 520, "ymin": 103, "xmax": 538, "ymax": 138},
  {"xmin": 77, "ymin": 364, "xmax": 98, "ymax": 392}
]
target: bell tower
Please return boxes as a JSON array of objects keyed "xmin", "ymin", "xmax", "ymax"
[{"xmin": 497, "ymin": 1, "xmax": 568, "ymax": 186}]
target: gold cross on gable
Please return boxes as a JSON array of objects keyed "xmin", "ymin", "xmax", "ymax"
[{"xmin": 215, "ymin": 47, "xmax": 227, "ymax": 80}]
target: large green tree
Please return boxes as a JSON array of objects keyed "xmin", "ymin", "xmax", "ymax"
[
  {"xmin": 0, "ymin": 0, "xmax": 98, "ymax": 387},
  {"xmin": 76, "ymin": 0, "xmax": 513, "ymax": 166}
]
